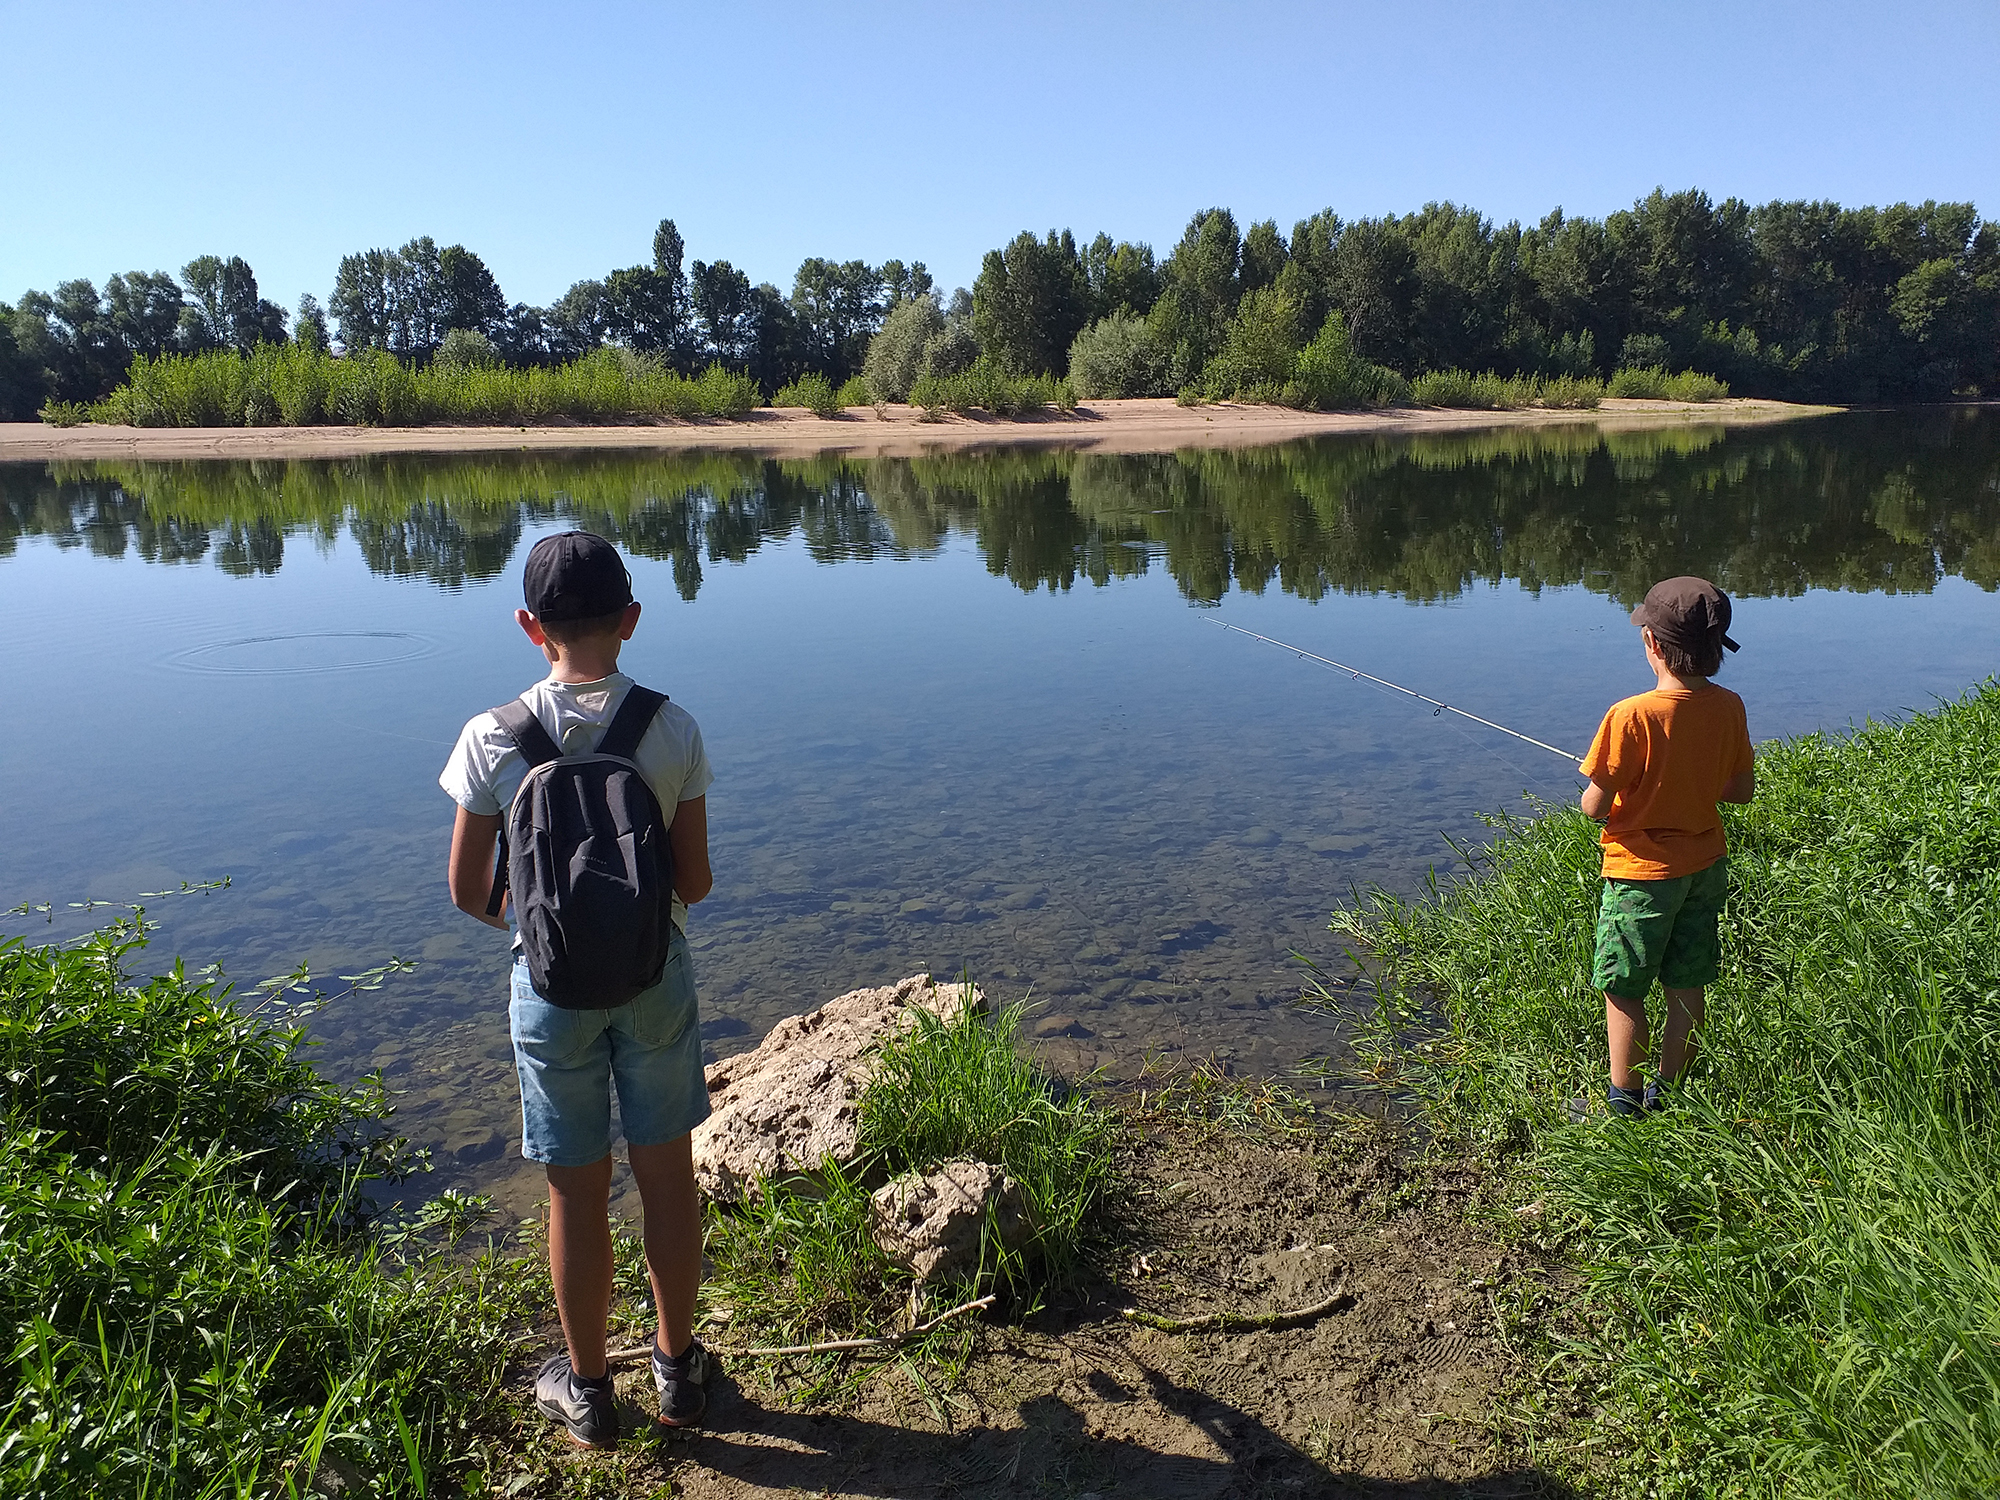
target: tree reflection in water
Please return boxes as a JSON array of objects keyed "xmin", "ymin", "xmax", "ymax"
[{"xmin": 3, "ymin": 408, "xmax": 1995, "ymax": 603}]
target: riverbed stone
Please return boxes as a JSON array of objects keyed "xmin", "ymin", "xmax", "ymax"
[
  {"xmin": 868, "ymin": 1159, "xmax": 1033, "ymax": 1284},
  {"xmin": 691, "ymin": 973, "xmax": 982, "ymax": 1202}
]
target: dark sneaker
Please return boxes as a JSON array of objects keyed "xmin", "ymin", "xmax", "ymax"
[
  {"xmin": 534, "ymin": 1353, "xmax": 618, "ymax": 1449},
  {"xmin": 1606, "ymin": 1082, "xmax": 1646, "ymax": 1119},
  {"xmin": 651, "ymin": 1338, "xmax": 711, "ymax": 1428}
]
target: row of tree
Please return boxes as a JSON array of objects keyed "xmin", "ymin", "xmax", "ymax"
[
  {"xmin": 0, "ymin": 222, "xmax": 939, "ymax": 418},
  {"xmin": 6, "ymin": 190, "xmax": 1996, "ymax": 420},
  {"xmin": 974, "ymin": 193, "xmax": 2000, "ymax": 403}
]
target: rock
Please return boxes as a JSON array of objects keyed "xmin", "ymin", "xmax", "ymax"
[
  {"xmin": 692, "ymin": 973, "xmax": 981, "ymax": 1202},
  {"xmin": 1031, "ymin": 1013, "xmax": 1092, "ymax": 1039},
  {"xmin": 445, "ymin": 1124, "xmax": 503, "ymax": 1164},
  {"xmin": 869, "ymin": 1160, "xmax": 1033, "ymax": 1284}
]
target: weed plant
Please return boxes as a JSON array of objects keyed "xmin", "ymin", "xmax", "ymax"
[
  {"xmin": 1607, "ymin": 365, "xmax": 1730, "ymax": 402},
  {"xmin": 700, "ymin": 1001, "xmax": 1116, "ymax": 1382},
  {"xmin": 1409, "ymin": 369, "xmax": 1605, "ymax": 410},
  {"xmin": 0, "ymin": 917, "xmax": 538, "ymax": 1498},
  {"xmin": 86, "ymin": 346, "xmax": 761, "ymax": 428},
  {"xmin": 1320, "ymin": 684, "xmax": 2000, "ymax": 1497}
]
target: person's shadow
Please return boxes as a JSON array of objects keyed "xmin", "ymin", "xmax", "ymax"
[{"xmin": 646, "ymin": 1358, "xmax": 1580, "ymax": 1498}]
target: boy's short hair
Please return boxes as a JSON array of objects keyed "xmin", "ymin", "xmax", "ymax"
[
  {"xmin": 1654, "ymin": 634, "xmax": 1725, "ymax": 678},
  {"xmin": 1633, "ymin": 576, "xmax": 1738, "ymax": 678},
  {"xmin": 537, "ymin": 608, "xmax": 627, "ymax": 646}
]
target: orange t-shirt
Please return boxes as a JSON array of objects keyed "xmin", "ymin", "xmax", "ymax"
[{"xmin": 1580, "ymin": 686, "xmax": 1754, "ymax": 881}]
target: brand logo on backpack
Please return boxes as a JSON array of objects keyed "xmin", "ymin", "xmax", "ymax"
[{"xmin": 486, "ymin": 687, "xmax": 676, "ymax": 1010}]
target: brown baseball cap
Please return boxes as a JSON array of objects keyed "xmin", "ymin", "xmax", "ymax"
[
  {"xmin": 523, "ymin": 531, "xmax": 633, "ymax": 621},
  {"xmin": 1631, "ymin": 576, "xmax": 1740, "ymax": 654}
]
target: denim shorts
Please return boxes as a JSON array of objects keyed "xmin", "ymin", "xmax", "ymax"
[
  {"xmin": 509, "ymin": 929, "xmax": 712, "ymax": 1168},
  {"xmin": 1591, "ymin": 857, "xmax": 1729, "ymax": 998}
]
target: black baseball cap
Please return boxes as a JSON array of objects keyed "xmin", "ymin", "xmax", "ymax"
[
  {"xmin": 1631, "ymin": 576, "xmax": 1740, "ymax": 654},
  {"xmin": 523, "ymin": 531, "xmax": 633, "ymax": 621}
]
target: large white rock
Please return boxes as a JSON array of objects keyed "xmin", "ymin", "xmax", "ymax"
[
  {"xmin": 691, "ymin": 973, "xmax": 980, "ymax": 1202},
  {"xmin": 869, "ymin": 1159, "xmax": 1034, "ymax": 1284}
]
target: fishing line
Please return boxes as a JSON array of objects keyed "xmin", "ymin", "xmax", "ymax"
[{"xmin": 1204, "ymin": 618, "xmax": 1581, "ymax": 764}]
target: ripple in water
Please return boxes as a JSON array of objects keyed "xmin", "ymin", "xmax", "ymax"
[{"xmin": 170, "ymin": 631, "xmax": 437, "ymax": 676}]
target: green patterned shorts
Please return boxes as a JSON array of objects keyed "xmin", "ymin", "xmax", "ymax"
[{"xmin": 1591, "ymin": 857, "xmax": 1728, "ymax": 998}]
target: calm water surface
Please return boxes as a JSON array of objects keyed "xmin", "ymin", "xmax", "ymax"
[{"xmin": 3, "ymin": 410, "xmax": 1996, "ymax": 1206}]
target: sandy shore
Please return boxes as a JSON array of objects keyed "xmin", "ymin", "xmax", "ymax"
[{"xmin": 0, "ymin": 396, "xmax": 1838, "ymax": 463}]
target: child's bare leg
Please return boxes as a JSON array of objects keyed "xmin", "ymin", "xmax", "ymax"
[
  {"xmin": 1604, "ymin": 992, "xmax": 1649, "ymax": 1091},
  {"xmin": 628, "ymin": 1135, "xmax": 702, "ymax": 1358},
  {"xmin": 546, "ymin": 1155, "xmax": 616, "ymax": 1378},
  {"xmin": 1658, "ymin": 986, "xmax": 1706, "ymax": 1083}
]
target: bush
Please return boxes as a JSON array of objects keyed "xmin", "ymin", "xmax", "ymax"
[
  {"xmin": 910, "ymin": 355, "xmax": 1073, "ymax": 417},
  {"xmin": 773, "ymin": 370, "xmax": 840, "ymax": 417},
  {"xmin": 919, "ymin": 322, "xmax": 979, "ymax": 382},
  {"xmin": 834, "ymin": 374, "xmax": 872, "ymax": 409},
  {"xmin": 1067, "ymin": 310, "xmax": 1169, "ymax": 399},
  {"xmin": 0, "ymin": 917, "xmax": 536, "ymax": 1497},
  {"xmin": 1410, "ymin": 368, "xmax": 1604, "ymax": 410},
  {"xmin": 1283, "ymin": 313, "xmax": 1412, "ymax": 410},
  {"xmin": 1607, "ymin": 365, "xmax": 1729, "ymax": 402},
  {"xmin": 1196, "ymin": 284, "xmax": 1304, "ymax": 401},
  {"xmin": 863, "ymin": 296, "xmax": 945, "ymax": 403},
  {"xmin": 432, "ymin": 327, "xmax": 498, "ymax": 371},
  {"xmin": 37, "ymin": 399, "xmax": 88, "ymax": 426}
]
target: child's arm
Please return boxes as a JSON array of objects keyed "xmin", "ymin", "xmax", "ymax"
[
  {"xmin": 448, "ymin": 807, "xmax": 510, "ymax": 929},
  {"xmin": 1579, "ymin": 779, "xmax": 1616, "ymax": 821},
  {"xmin": 1720, "ymin": 767, "xmax": 1756, "ymax": 804},
  {"xmin": 669, "ymin": 796, "xmax": 713, "ymax": 905}
]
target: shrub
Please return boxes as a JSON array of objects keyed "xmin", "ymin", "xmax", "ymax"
[
  {"xmin": 834, "ymin": 374, "xmax": 872, "ymax": 409},
  {"xmin": 1285, "ymin": 313, "xmax": 1411, "ymax": 410},
  {"xmin": 863, "ymin": 296, "xmax": 945, "ymax": 403},
  {"xmin": 1410, "ymin": 368, "xmax": 1604, "ymax": 410},
  {"xmin": 433, "ymin": 327, "xmax": 499, "ymax": 371},
  {"xmin": 910, "ymin": 355, "xmax": 1072, "ymax": 417},
  {"xmin": 1608, "ymin": 365, "xmax": 1729, "ymax": 402},
  {"xmin": 37, "ymin": 399, "xmax": 88, "ymax": 426},
  {"xmin": 1619, "ymin": 332, "xmax": 1672, "ymax": 371},
  {"xmin": 773, "ymin": 370, "xmax": 840, "ymax": 417},
  {"xmin": 1067, "ymin": 310, "xmax": 1169, "ymax": 399},
  {"xmin": 1196, "ymin": 284, "xmax": 1304, "ymax": 401},
  {"xmin": 919, "ymin": 321, "xmax": 979, "ymax": 382}
]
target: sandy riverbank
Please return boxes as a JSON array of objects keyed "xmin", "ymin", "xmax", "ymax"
[{"xmin": 0, "ymin": 395, "xmax": 1838, "ymax": 463}]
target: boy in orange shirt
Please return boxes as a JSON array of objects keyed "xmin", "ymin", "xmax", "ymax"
[{"xmin": 1578, "ymin": 578, "xmax": 1756, "ymax": 1117}]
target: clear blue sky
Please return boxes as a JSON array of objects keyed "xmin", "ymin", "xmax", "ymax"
[{"xmin": 5, "ymin": 0, "xmax": 1996, "ymax": 314}]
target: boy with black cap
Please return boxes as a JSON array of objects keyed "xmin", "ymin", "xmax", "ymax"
[
  {"xmin": 440, "ymin": 530, "xmax": 714, "ymax": 1445},
  {"xmin": 1577, "ymin": 577, "xmax": 1756, "ymax": 1117}
]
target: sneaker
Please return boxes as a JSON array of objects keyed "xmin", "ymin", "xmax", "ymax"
[
  {"xmin": 1606, "ymin": 1083, "xmax": 1645, "ymax": 1119},
  {"xmin": 1643, "ymin": 1080, "xmax": 1663, "ymax": 1113},
  {"xmin": 534, "ymin": 1353, "xmax": 619, "ymax": 1449},
  {"xmin": 651, "ymin": 1338, "xmax": 711, "ymax": 1428}
]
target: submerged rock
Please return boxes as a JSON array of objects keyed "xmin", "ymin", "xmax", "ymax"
[
  {"xmin": 691, "ymin": 973, "xmax": 981, "ymax": 1202},
  {"xmin": 868, "ymin": 1159, "xmax": 1033, "ymax": 1284}
]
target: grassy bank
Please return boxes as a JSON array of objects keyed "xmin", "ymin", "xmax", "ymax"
[
  {"xmin": 0, "ymin": 915, "xmax": 538, "ymax": 1498},
  {"xmin": 1409, "ymin": 369, "xmax": 1604, "ymax": 410},
  {"xmin": 1321, "ymin": 683, "xmax": 2000, "ymax": 1497},
  {"xmin": 55, "ymin": 345, "xmax": 762, "ymax": 428}
]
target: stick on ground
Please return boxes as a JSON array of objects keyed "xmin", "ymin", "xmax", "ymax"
[
  {"xmin": 605, "ymin": 1293, "xmax": 999, "ymax": 1363},
  {"xmin": 1120, "ymin": 1276, "xmax": 1351, "ymax": 1334}
]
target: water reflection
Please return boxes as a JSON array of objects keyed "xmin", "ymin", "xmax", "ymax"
[{"xmin": 6, "ymin": 409, "xmax": 1996, "ymax": 604}]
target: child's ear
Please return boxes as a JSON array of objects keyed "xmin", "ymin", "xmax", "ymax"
[{"xmin": 517, "ymin": 608, "xmax": 549, "ymax": 647}]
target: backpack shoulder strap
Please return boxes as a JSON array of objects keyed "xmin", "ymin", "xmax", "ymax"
[
  {"xmin": 489, "ymin": 699, "xmax": 564, "ymax": 769},
  {"xmin": 597, "ymin": 685, "xmax": 668, "ymax": 763}
]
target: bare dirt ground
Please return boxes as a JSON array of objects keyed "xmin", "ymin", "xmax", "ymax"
[
  {"xmin": 0, "ymin": 396, "xmax": 1833, "ymax": 464},
  {"xmin": 482, "ymin": 1113, "xmax": 1575, "ymax": 1500}
]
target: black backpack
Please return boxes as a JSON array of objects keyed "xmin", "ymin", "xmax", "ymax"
[{"xmin": 484, "ymin": 686, "xmax": 676, "ymax": 1010}]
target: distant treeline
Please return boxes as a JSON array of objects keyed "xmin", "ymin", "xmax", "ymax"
[
  {"xmin": 6, "ymin": 191, "xmax": 1996, "ymax": 422},
  {"xmin": 8, "ymin": 409, "xmax": 1995, "ymax": 601}
]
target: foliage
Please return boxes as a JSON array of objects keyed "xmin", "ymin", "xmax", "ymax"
[
  {"xmin": 0, "ymin": 917, "xmax": 538, "ymax": 1498},
  {"xmin": 972, "ymin": 230, "xmax": 1092, "ymax": 377},
  {"xmin": 1282, "ymin": 312, "xmax": 1411, "ymax": 409},
  {"xmin": 834, "ymin": 375, "xmax": 872, "ymax": 409},
  {"xmin": 1322, "ymin": 684, "xmax": 2000, "ymax": 1497},
  {"xmin": 1195, "ymin": 282, "xmax": 1306, "ymax": 401},
  {"xmin": 909, "ymin": 354, "xmax": 1074, "ymax": 416},
  {"xmin": 91, "ymin": 345, "xmax": 762, "ymax": 427},
  {"xmin": 1067, "ymin": 310, "xmax": 1170, "ymax": 400},
  {"xmin": 862, "ymin": 295, "xmax": 945, "ymax": 403},
  {"xmin": 1409, "ymin": 368, "xmax": 1605, "ymax": 409},
  {"xmin": 1607, "ymin": 364, "xmax": 1731, "ymax": 401},
  {"xmin": 36, "ymin": 400, "xmax": 88, "ymax": 427},
  {"xmin": 772, "ymin": 370, "xmax": 840, "ymax": 418},
  {"xmin": 432, "ymin": 327, "xmax": 498, "ymax": 371}
]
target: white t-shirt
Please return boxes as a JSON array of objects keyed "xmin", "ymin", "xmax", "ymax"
[{"xmin": 440, "ymin": 671, "xmax": 712, "ymax": 933}]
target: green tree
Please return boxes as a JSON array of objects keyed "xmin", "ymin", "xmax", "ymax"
[
  {"xmin": 1239, "ymin": 219, "xmax": 1289, "ymax": 295},
  {"xmin": 179, "ymin": 255, "xmax": 286, "ymax": 353},
  {"xmin": 880, "ymin": 259, "xmax": 935, "ymax": 307},
  {"xmin": 1083, "ymin": 234, "xmax": 1160, "ymax": 319},
  {"xmin": 691, "ymin": 259, "xmax": 754, "ymax": 362},
  {"xmin": 0, "ymin": 305, "xmax": 42, "ymax": 419},
  {"xmin": 1067, "ymin": 309, "xmax": 1167, "ymax": 399},
  {"xmin": 438, "ymin": 245, "xmax": 506, "ymax": 335},
  {"xmin": 1146, "ymin": 209, "xmax": 1241, "ymax": 386},
  {"xmin": 863, "ymin": 294, "xmax": 944, "ymax": 402},
  {"xmin": 789, "ymin": 258, "xmax": 884, "ymax": 381},
  {"xmin": 294, "ymin": 294, "xmax": 329, "ymax": 355},
  {"xmin": 972, "ymin": 230, "xmax": 1089, "ymax": 376},
  {"xmin": 104, "ymin": 271, "xmax": 184, "ymax": 358}
]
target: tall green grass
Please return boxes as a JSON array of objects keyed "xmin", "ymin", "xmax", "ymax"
[
  {"xmin": 86, "ymin": 345, "xmax": 762, "ymax": 428},
  {"xmin": 0, "ymin": 917, "xmax": 536, "ymax": 1498},
  {"xmin": 1410, "ymin": 368, "xmax": 1605, "ymax": 410},
  {"xmin": 701, "ymin": 1000, "xmax": 1117, "ymax": 1379},
  {"xmin": 1607, "ymin": 365, "xmax": 1731, "ymax": 402},
  {"xmin": 1321, "ymin": 683, "xmax": 2000, "ymax": 1497}
]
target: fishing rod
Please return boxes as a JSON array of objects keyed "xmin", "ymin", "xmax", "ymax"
[{"xmin": 1204, "ymin": 618, "xmax": 1581, "ymax": 762}]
